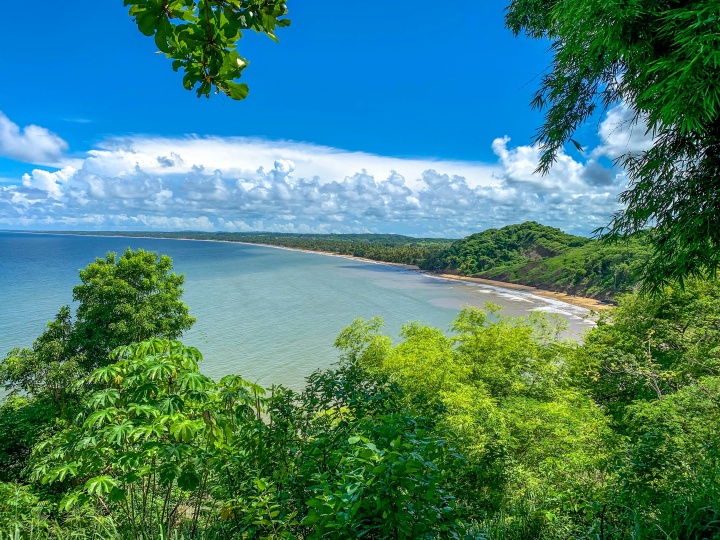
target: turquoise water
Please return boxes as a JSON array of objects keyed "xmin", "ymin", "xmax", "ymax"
[{"xmin": 0, "ymin": 232, "xmax": 594, "ymax": 389}]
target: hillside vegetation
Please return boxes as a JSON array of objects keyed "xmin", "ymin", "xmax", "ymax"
[
  {"xmin": 421, "ymin": 222, "xmax": 651, "ymax": 301},
  {"xmin": 421, "ymin": 222, "xmax": 589, "ymax": 274},
  {"xmin": 482, "ymin": 234, "xmax": 653, "ymax": 301}
]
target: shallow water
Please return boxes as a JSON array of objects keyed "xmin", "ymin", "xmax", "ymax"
[{"xmin": 0, "ymin": 232, "xmax": 594, "ymax": 389}]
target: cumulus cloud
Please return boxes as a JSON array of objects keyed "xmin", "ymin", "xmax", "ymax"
[
  {"xmin": 77, "ymin": 136, "xmax": 502, "ymax": 192},
  {"xmin": 0, "ymin": 111, "xmax": 68, "ymax": 164},
  {"xmin": 492, "ymin": 136, "xmax": 588, "ymax": 193},
  {"xmin": 593, "ymin": 102, "xmax": 654, "ymax": 160},
  {"xmin": 1, "ymin": 103, "xmax": 652, "ymax": 236}
]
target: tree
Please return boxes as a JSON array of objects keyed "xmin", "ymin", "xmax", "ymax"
[
  {"xmin": 572, "ymin": 278, "xmax": 720, "ymax": 421},
  {"xmin": 32, "ymin": 339, "xmax": 247, "ymax": 538},
  {"xmin": 125, "ymin": 0, "xmax": 290, "ymax": 100},
  {"xmin": 0, "ymin": 249, "xmax": 194, "ymax": 481},
  {"xmin": 1, "ymin": 307, "xmax": 79, "ymax": 412},
  {"xmin": 570, "ymin": 281, "xmax": 720, "ymax": 537},
  {"xmin": 339, "ymin": 307, "xmax": 614, "ymax": 539},
  {"xmin": 616, "ymin": 379, "xmax": 720, "ymax": 538},
  {"xmin": 505, "ymin": 0, "xmax": 720, "ymax": 290},
  {"xmin": 71, "ymin": 249, "xmax": 195, "ymax": 369},
  {"xmin": 1, "ymin": 248, "xmax": 194, "ymax": 395}
]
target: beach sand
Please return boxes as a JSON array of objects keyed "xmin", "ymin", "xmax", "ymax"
[
  {"xmin": 240, "ymin": 243, "xmax": 612, "ymax": 311},
  {"xmin": 432, "ymin": 273, "xmax": 612, "ymax": 310},
  {"xmin": 37, "ymin": 232, "xmax": 612, "ymax": 312}
]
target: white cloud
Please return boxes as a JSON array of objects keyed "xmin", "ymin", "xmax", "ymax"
[
  {"xmin": 492, "ymin": 136, "xmax": 588, "ymax": 193},
  {"xmin": 1, "ymin": 112, "xmax": 646, "ymax": 236},
  {"xmin": 22, "ymin": 166, "xmax": 75, "ymax": 199},
  {"xmin": 80, "ymin": 135, "xmax": 502, "ymax": 192},
  {"xmin": 0, "ymin": 111, "xmax": 68, "ymax": 164},
  {"xmin": 593, "ymin": 103, "xmax": 654, "ymax": 159}
]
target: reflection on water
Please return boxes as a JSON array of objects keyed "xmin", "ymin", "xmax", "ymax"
[{"xmin": 0, "ymin": 233, "xmax": 595, "ymax": 390}]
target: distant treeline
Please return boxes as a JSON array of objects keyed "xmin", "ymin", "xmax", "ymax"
[
  {"xmin": 60, "ymin": 231, "xmax": 455, "ymax": 266},
  {"xmin": 59, "ymin": 223, "xmax": 652, "ymax": 301}
]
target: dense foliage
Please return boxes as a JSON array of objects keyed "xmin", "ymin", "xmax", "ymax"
[
  {"xmin": 420, "ymin": 221, "xmax": 588, "ymax": 275},
  {"xmin": 2, "ymin": 248, "xmax": 719, "ymax": 538},
  {"xmin": 6, "ymin": 0, "xmax": 718, "ymax": 535},
  {"xmin": 125, "ymin": 0, "xmax": 290, "ymax": 100},
  {"xmin": 572, "ymin": 280, "xmax": 720, "ymax": 537},
  {"xmin": 419, "ymin": 222, "xmax": 651, "ymax": 301},
  {"xmin": 0, "ymin": 249, "xmax": 193, "ymax": 483},
  {"xmin": 481, "ymin": 233, "xmax": 653, "ymax": 301},
  {"xmin": 505, "ymin": 0, "xmax": 720, "ymax": 290}
]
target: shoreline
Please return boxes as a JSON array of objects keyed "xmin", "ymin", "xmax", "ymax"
[
  {"xmin": 18, "ymin": 230, "xmax": 610, "ymax": 311},
  {"xmin": 431, "ymin": 274, "xmax": 611, "ymax": 311},
  {"xmin": 197, "ymin": 241, "xmax": 610, "ymax": 311}
]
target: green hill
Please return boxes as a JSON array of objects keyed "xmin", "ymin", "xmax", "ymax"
[
  {"xmin": 421, "ymin": 222, "xmax": 652, "ymax": 301},
  {"xmin": 481, "ymin": 234, "xmax": 652, "ymax": 301},
  {"xmin": 420, "ymin": 222, "xmax": 590, "ymax": 274}
]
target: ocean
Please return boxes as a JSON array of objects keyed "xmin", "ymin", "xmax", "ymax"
[{"xmin": 0, "ymin": 232, "xmax": 594, "ymax": 389}]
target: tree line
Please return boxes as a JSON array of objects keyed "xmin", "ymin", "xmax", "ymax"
[{"xmin": 63, "ymin": 231, "xmax": 454, "ymax": 266}]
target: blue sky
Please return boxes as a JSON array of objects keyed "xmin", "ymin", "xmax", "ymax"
[{"xmin": 0, "ymin": 1, "xmax": 650, "ymax": 236}]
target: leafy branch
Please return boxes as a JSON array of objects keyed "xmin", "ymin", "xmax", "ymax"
[{"xmin": 124, "ymin": 0, "xmax": 290, "ymax": 100}]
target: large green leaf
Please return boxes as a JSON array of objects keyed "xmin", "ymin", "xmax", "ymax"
[
  {"xmin": 170, "ymin": 418, "xmax": 201, "ymax": 442},
  {"xmin": 177, "ymin": 468, "xmax": 201, "ymax": 491},
  {"xmin": 84, "ymin": 475, "xmax": 118, "ymax": 497}
]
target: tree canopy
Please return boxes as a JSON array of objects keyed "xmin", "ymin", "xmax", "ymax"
[
  {"xmin": 71, "ymin": 249, "xmax": 195, "ymax": 369},
  {"xmin": 505, "ymin": 0, "xmax": 720, "ymax": 290}
]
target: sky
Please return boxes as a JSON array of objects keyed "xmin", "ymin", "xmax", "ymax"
[{"xmin": 0, "ymin": 1, "xmax": 651, "ymax": 237}]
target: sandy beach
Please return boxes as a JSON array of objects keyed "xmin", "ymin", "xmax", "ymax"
[
  {"xmin": 34, "ymin": 232, "xmax": 612, "ymax": 312},
  {"xmin": 432, "ymin": 273, "xmax": 612, "ymax": 311},
  {"xmin": 228, "ymin": 242, "xmax": 612, "ymax": 311}
]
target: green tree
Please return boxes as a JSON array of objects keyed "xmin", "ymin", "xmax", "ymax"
[
  {"xmin": 615, "ymin": 379, "xmax": 720, "ymax": 538},
  {"xmin": 569, "ymin": 280, "xmax": 720, "ymax": 537},
  {"xmin": 125, "ymin": 0, "xmax": 290, "ymax": 100},
  {"xmin": 71, "ymin": 249, "xmax": 195, "ymax": 370},
  {"xmin": 339, "ymin": 307, "xmax": 614, "ymax": 539},
  {"xmin": 211, "ymin": 355, "xmax": 472, "ymax": 539},
  {"xmin": 32, "ymin": 339, "xmax": 260, "ymax": 538},
  {"xmin": 0, "ymin": 249, "xmax": 194, "ymax": 482},
  {"xmin": 0, "ymin": 308, "xmax": 84, "ymax": 481},
  {"xmin": 0, "ymin": 397, "xmax": 59, "ymax": 482},
  {"xmin": 505, "ymin": 0, "xmax": 720, "ymax": 289},
  {"xmin": 1, "ymin": 307, "xmax": 79, "ymax": 413},
  {"xmin": 573, "ymin": 278, "xmax": 720, "ymax": 422}
]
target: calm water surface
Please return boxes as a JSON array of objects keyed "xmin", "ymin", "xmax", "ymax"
[{"xmin": 0, "ymin": 232, "xmax": 594, "ymax": 389}]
